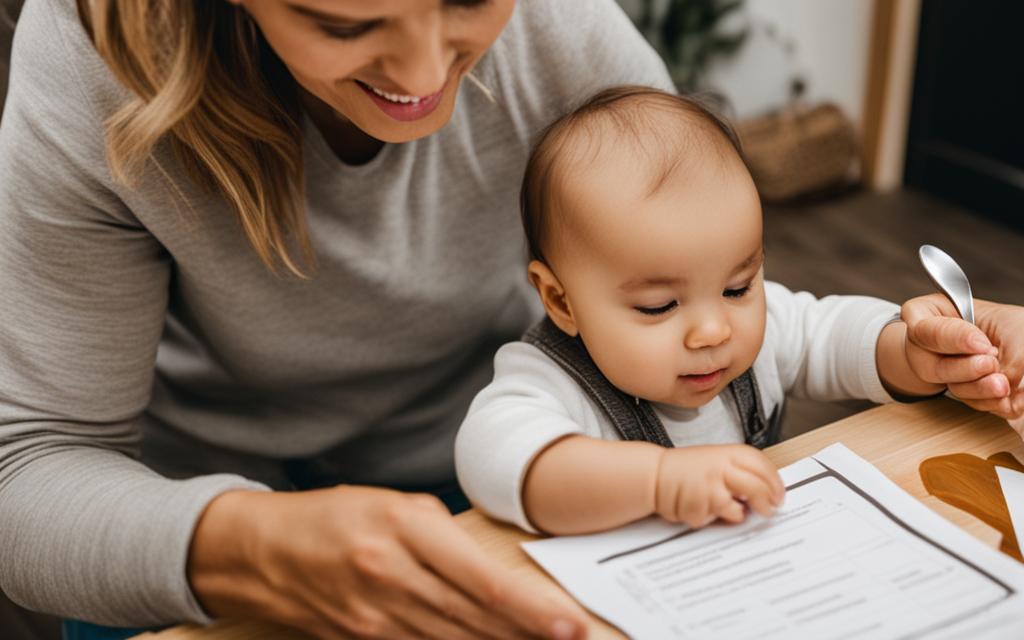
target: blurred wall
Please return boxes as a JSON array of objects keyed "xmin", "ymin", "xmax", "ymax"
[
  {"xmin": 706, "ymin": 0, "xmax": 873, "ymax": 125},
  {"xmin": 618, "ymin": 0, "xmax": 874, "ymax": 127}
]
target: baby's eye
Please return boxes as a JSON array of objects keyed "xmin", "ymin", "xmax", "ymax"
[
  {"xmin": 724, "ymin": 285, "xmax": 750, "ymax": 299},
  {"xmin": 635, "ymin": 301, "xmax": 678, "ymax": 316}
]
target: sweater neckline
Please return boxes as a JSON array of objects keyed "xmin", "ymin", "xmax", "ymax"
[{"xmin": 302, "ymin": 112, "xmax": 408, "ymax": 177}]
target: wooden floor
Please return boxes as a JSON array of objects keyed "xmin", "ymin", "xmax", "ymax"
[
  {"xmin": 5, "ymin": 187, "xmax": 1024, "ymax": 640},
  {"xmin": 766, "ymin": 187, "xmax": 1024, "ymax": 439}
]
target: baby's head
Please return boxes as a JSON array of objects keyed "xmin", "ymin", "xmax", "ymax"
[{"xmin": 521, "ymin": 86, "xmax": 765, "ymax": 409}]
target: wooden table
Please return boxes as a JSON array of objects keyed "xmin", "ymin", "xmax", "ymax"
[{"xmin": 138, "ymin": 398, "xmax": 1023, "ymax": 639}]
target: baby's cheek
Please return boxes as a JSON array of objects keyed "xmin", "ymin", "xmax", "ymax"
[
  {"xmin": 733, "ymin": 304, "xmax": 768, "ymax": 367},
  {"xmin": 596, "ymin": 326, "xmax": 675, "ymax": 397}
]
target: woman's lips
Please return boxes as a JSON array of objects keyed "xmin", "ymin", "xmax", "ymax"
[
  {"xmin": 356, "ymin": 80, "xmax": 446, "ymax": 122},
  {"xmin": 678, "ymin": 368, "xmax": 725, "ymax": 392}
]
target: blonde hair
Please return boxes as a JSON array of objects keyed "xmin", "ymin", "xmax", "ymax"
[{"xmin": 76, "ymin": 0, "xmax": 313, "ymax": 277}]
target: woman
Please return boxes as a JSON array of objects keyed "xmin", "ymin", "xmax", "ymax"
[{"xmin": 0, "ymin": 1, "xmax": 1021, "ymax": 639}]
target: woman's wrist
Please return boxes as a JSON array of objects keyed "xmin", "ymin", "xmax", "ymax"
[{"xmin": 187, "ymin": 490, "xmax": 278, "ymax": 621}]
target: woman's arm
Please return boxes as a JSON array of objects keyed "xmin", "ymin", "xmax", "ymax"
[{"xmin": 0, "ymin": 1, "xmax": 267, "ymax": 626}]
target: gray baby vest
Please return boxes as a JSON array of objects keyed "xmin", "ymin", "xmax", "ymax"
[{"xmin": 522, "ymin": 318, "xmax": 782, "ymax": 448}]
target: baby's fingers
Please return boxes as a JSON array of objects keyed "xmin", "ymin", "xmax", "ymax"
[
  {"xmin": 905, "ymin": 314, "xmax": 996, "ymax": 356},
  {"xmin": 948, "ymin": 372, "xmax": 1011, "ymax": 401},
  {"xmin": 724, "ymin": 467, "xmax": 778, "ymax": 518},
  {"xmin": 711, "ymin": 489, "xmax": 745, "ymax": 524},
  {"xmin": 925, "ymin": 354, "xmax": 1001, "ymax": 385},
  {"xmin": 732, "ymin": 450, "xmax": 785, "ymax": 505}
]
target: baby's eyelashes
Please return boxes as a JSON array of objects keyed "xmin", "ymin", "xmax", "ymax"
[
  {"xmin": 635, "ymin": 300, "xmax": 678, "ymax": 316},
  {"xmin": 723, "ymin": 285, "xmax": 751, "ymax": 299}
]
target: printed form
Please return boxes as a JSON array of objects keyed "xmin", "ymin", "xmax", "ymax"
[{"xmin": 523, "ymin": 444, "xmax": 1024, "ymax": 639}]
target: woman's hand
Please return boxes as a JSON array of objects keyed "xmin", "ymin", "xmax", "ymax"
[
  {"xmin": 901, "ymin": 294, "xmax": 1024, "ymax": 424},
  {"xmin": 653, "ymin": 445, "xmax": 785, "ymax": 528},
  {"xmin": 188, "ymin": 487, "xmax": 588, "ymax": 640}
]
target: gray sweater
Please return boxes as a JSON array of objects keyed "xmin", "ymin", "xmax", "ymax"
[{"xmin": 0, "ymin": 0, "xmax": 672, "ymax": 627}]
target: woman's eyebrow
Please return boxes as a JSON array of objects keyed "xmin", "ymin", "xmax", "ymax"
[{"xmin": 286, "ymin": 3, "xmax": 364, "ymax": 23}]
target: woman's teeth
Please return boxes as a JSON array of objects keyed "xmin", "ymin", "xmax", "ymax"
[{"xmin": 367, "ymin": 84, "xmax": 422, "ymax": 104}]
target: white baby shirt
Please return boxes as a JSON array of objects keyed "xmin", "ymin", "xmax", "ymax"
[{"xmin": 455, "ymin": 282, "xmax": 899, "ymax": 532}]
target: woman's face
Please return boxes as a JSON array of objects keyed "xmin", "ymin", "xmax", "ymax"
[{"xmin": 235, "ymin": 0, "xmax": 516, "ymax": 143}]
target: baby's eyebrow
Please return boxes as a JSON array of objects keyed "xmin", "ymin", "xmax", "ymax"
[
  {"xmin": 731, "ymin": 249, "xmax": 765, "ymax": 276},
  {"xmin": 619, "ymin": 249, "xmax": 764, "ymax": 291},
  {"xmin": 619, "ymin": 276, "xmax": 682, "ymax": 291}
]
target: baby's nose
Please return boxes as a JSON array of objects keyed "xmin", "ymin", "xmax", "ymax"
[{"xmin": 684, "ymin": 312, "xmax": 732, "ymax": 350}]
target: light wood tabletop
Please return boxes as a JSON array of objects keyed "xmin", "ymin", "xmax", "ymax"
[{"xmin": 136, "ymin": 398, "xmax": 1023, "ymax": 640}]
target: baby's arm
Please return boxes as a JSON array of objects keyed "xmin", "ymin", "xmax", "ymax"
[
  {"xmin": 456, "ymin": 343, "xmax": 783, "ymax": 535},
  {"xmin": 764, "ymin": 282, "xmax": 1001, "ymax": 403},
  {"xmin": 524, "ymin": 438, "xmax": 784, "ymax": 535}
]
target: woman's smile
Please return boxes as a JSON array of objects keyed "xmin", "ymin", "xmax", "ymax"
[{"xmin": 355, "ymin": 79, "xmax": 447, "ymax": 121}]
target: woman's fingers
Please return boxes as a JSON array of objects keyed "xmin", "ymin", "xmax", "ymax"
[
  {"xmin": 400, "ymin": 500, "xmax": 587, "ymax": 640},
  {"xmin": 385, "ymin": 585, "xmax": 504, "ymax": 640},
  {"xmin": 396, "ymin": 557, "xmax": 521, "ymax": 640}
]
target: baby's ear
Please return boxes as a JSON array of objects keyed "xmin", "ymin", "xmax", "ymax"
[{"xmin": 527, "ymin": 260, "xmax": 578, "ymax": 337}]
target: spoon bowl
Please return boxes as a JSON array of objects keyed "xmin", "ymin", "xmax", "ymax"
[{"xmin": 919, "ymin": 244, "xmax": 975, "ymax": 325}]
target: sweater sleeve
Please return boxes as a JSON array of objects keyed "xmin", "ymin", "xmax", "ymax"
[
  {"xmin": 764, "ymin": 281, "xmax": 899, "ymax": 404},
  {"xmin": 455, "ymin": 342, "xmax": 598, "ymax": 533},
  {"xmin": 0, "ymin": 0, "xmax": 267, "ymax": 626},
  {"xmin": 489, "ymin": 0, "xmax": 675, "ymax": 142}
]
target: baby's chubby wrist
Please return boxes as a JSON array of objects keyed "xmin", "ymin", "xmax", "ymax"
[
  {"xmin": 650, "ymin": 446, "xmax": 671, "ymax": 517},
  {"xmin": 877, "ymin": 320, "xmax": 947, "ymax": 399}
]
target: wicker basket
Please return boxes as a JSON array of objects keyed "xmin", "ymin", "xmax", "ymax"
[{"xmin": 735, "ymin": 103, "xmax": 858, "ymax": 202}]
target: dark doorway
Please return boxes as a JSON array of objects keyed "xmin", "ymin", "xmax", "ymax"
[{"xmin": 904, "ymin": 0, "xmax": 1024, "ymax": 231}]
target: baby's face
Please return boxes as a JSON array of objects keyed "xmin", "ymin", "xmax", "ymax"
[{"xmin": 543, "ymin": 142, "xmax": 765, "ymax": 409}]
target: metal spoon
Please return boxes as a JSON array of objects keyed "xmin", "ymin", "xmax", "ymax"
[
  {"xmin": 919, "ymin": 244, "xmax": 974, "ymax": 324},
  {"xmin": 920, "ymin": 245, "xmax": 1024, "ymax": 429}
]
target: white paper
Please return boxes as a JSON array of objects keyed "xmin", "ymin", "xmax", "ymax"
[
  {"xmin": 523, "ymin": 444, "xmax": 1024, "ymax": 639},
  {"xmin": 996, "ymin": 466, "xmax": 1024, "ymax": 558}
]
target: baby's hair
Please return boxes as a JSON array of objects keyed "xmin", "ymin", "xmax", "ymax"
[{"xmin": 520, "ymin": 85, "xmax": 745, "ymax": 264}]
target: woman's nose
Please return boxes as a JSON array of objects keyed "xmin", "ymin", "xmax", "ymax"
[
  {"xmin": 684, "ymin": 308, "xmax": 732, "ymax": 350},
  {"xmin": 381, "ymin": 14, "xmax": 450, "ymax": 96}
]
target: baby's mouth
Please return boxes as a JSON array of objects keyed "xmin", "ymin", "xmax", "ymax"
[{"xmin": 678, "ymin": 368, "xmax": 726, "ymax": 391}]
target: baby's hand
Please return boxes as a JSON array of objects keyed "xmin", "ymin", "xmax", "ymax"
[
  {"xmin": 653, "ymin": 444, "xmax": 785, "ymax": 528},
  {"xmin": 902, "ymin": 294, "xmax": 1024, "ymax": 421}
]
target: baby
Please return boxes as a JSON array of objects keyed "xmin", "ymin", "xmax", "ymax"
[{"xmin": 455, "ymin": 86, "xmax": 983, "ymax": 536}]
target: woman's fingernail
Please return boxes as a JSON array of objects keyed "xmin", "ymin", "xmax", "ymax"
[{"xmin": 550, "ymin": 618, "xmax": 578, "ymax": 640}]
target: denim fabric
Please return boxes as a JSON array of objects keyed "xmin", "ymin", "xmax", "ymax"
[{"xmin": 62, "ymin": 620, "xmax": 161, "ymax": 640}]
